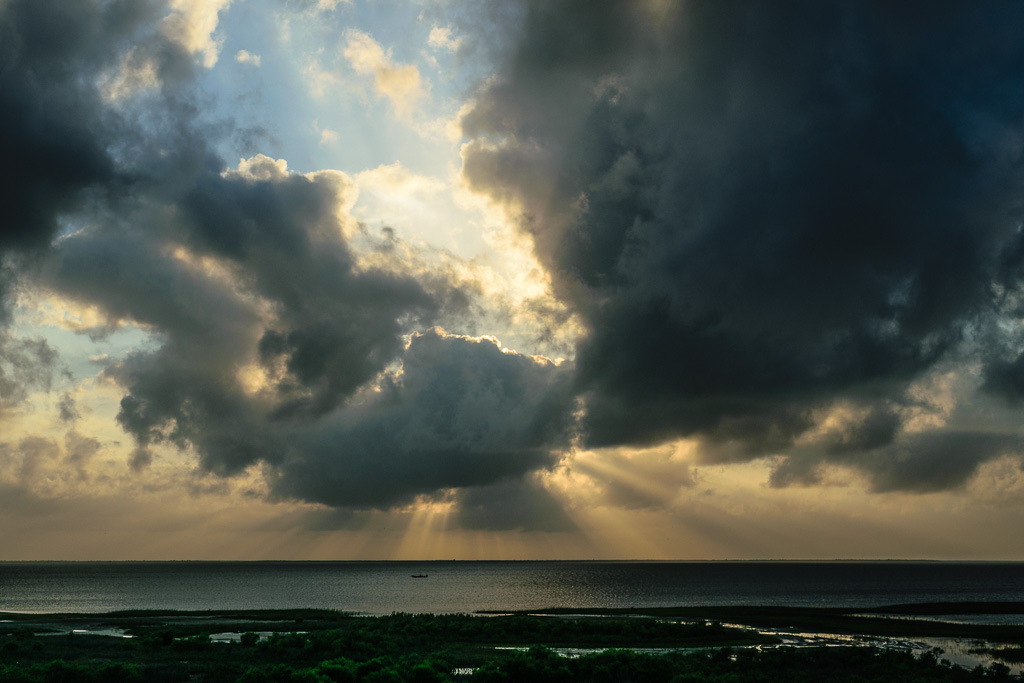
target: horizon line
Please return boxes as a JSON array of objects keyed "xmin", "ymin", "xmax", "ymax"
[{"xmin": 2, "ymin": 558, "xmax": 1022, "ymax": 563}]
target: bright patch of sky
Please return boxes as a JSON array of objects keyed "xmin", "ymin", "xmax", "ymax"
[{"xmin": 186, "ymin": 0, "xmax": 497, "ymax": 263}]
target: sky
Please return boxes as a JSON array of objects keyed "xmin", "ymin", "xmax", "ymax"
[{"xmin": 2, "ymin": 0, "xmax": 1024, "ymax": 560}]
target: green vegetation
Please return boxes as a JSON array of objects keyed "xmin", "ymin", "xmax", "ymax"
[
  {"xmin": 471, "ymin": 646, "xmax": 1019, "ymax": 683},
  {"xmin": 0, "ymin": 609, "xmax": 1020, "ymax": 682},
  {"xmin": 501, "ymin": 604, "xmax": 1024, "ymax": 645}
]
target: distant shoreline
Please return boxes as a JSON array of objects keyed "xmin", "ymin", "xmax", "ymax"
[
  {"xmin": 2, "ymin": 558, "xmax": 1023, "ymax": 563},
  {"xmin": 4, "ymin": 601, "xmax": 1024, "ymax": 637}
]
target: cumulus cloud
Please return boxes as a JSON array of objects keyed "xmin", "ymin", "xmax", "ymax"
[
  {"xmin": 427, "ymin": 26, "xmax": 461, "ymax": 53},
  {"xmin": 38, "ymin": 139, "xmax": 573, "ymax": 511},
  {"xmin": 301, "ymin": 59, "xmax": 342, "ymax": 99},
  {"xmin": 319, "ymin": 128, "xmax": 339, "ymax": 145},
  {"xmin": 272, "ymin": 329, "xmax": 575, "ymax": 508},
  {"xmin": 234, "ymin": 49, "xmax": 261, "ymax": 67},
  {"xmin": 460, "ymin": 0, "xmax": 1024, "ymax": 491},
  {"xmin": 161, "ymin": 0, "xmax": 235, "ymax": 68},
  {"xmin": 343, "ymin": 30, "xmax": 426, "ymax": 117},
  {"xmin": 42, "ymin": 154, "xmax": 452, "ymax": 476}
]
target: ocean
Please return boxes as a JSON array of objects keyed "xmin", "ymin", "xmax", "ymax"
[{"xmin": 1, "ymin": 561, "xmax": 1022, "ymax": 615}]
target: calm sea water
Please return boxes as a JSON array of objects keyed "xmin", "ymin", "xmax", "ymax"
[{"xmin": 0, "ymin": 561, "xmax": 1022, "ymax": 615}]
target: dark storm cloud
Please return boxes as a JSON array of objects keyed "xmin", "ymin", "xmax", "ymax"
[
  {"xmin": 183, "ymin": 160, "xmax": 442, "ymax": 418},
  {"xmin": 47, "ymin": 225, "xmax": 276, "ymax": 473},
  {"xmin": 46, "ymin": 164, "xmax": 439, "ymax": 477},
  {"xmin": 771, "ymin": 429, "xmax": 1021, "ymax": 493},
  {"xmin": 41, "ymin": 138, "xmax": 573, "ymax": 511},
  {"xmin": 0, "ymin": 0, "xmax": 200, "ymax": 255},
  {"xmin": 272, "ymin": 329, "xmax": 575, "ymax": 508},
  {"xmin": 461, "ymin": 0, "xmax": 1024, "ymax": 490},
  {"xmin": 2, "ymin": 0, "xmax": 575, "ymax": 517},
  {"xmin": 864, "ymin": 432, "xmax": 1022, "ymax": 493},
  {"xmin": 0, "ymin": 0, "xmax": 160, "ymax": 406},
  {"xmin": 982, "ymin": 349, "xmax": 1024, "ymax": 406},
  {"xmin": 110, "ymin": 344, "xmax": 279, "ymax": 475},
  {"xmin": 0, "ymin": 0, "xmax": 134, "ymax": 251},
  {"xmin": 0, "ymin": 0, "xmax": 317, "ymax": 491},
  {"xmin": 0, "ymin": 0, "xmax": 212, "ymax": 419}
]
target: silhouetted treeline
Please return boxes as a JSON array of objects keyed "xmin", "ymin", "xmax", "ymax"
[{"xmin": 4, "ymin": 646, "xmax": 1015, "ymax": 683}]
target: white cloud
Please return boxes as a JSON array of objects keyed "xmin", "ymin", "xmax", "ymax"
[
  {"xmin": 222, "ymin": 154, "xmax": 290, "ymax": 183},
  {"xmin": 355, "ymin": 162, "xmax": 446, "ymax": 198},
  {"xmin": 234, "ymin": 49, "xmax": 261, "ymax": 67},
  {"xmin": 161, "ymin": 0, "xmax": 236, "ymax": 68},
  {"xmin": 320, "ymin": 128, "xmax": 339, "ymax": 145},
  {"xmin": 343, "ymin": 30, "xmax": 426, "ymax": 118},
  {"xmin": 314, "ymin": 0, "xmax": 350, "ymax": 10},
  {"xmin": 415, "ymin": 101, "xmax": 474, "ymax": 142},
  {"xmin": 301, "ymin": 58, "xmax": 342, "ymax": 99},
  {"xmin": 427, "ymin": 26, "xmax": 461, "ymax": 52},
  {"xmin": 312, "ymin": 119, "xmax": 340, "ymax": 145}
]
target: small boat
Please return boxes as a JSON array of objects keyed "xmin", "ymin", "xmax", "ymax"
[{"xmin": 411, "ymin": 574, "xmax": 428, "ymax": 578}]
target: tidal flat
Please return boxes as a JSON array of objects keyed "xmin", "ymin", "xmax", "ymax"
[{"xmin": 0, "ymin": 603, "xmax": 1022, "ymax": 681}]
